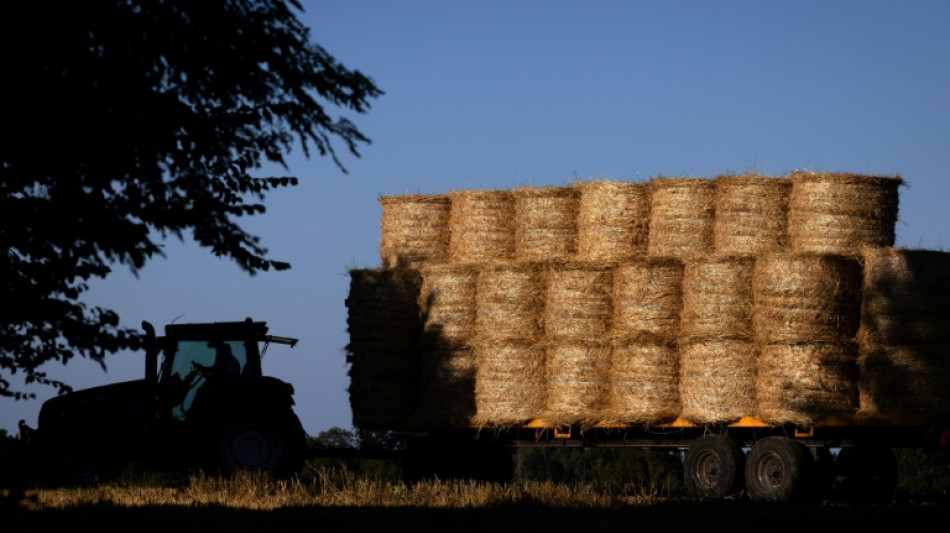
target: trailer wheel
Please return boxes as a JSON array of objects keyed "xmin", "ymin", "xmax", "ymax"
[
  {"xmin": 745, "ymin": 437, "xmax": 814, "ymax": 502},
  {"xmin": 834, "ymin": 445, "xmax": 897, "ymax": 503},
  {"xmin": 684, "ymin": 435, "xmax": 745, "ymax": 499}
]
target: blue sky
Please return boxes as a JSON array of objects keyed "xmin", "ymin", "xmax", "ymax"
[{"xmin": 4, "ymin": 1, "xmax": 949, "ymax": 437}]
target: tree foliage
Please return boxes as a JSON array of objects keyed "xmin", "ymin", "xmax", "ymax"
[{"xmin": 0, "ymin": 0, "xmax": 382, "ymax": 399}]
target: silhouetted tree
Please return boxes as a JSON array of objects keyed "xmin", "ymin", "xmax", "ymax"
[{"xmin": 0, "ymin": 1, "xmax": 382, "ymax": 399}]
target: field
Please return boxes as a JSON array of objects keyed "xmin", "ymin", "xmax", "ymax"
[{"xmin": 5, "ymin": 461, "xmax": 950, "ymax": 533}]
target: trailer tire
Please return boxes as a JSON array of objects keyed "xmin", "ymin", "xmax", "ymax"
[
  {"xmin": 684, "ymin": 435, "xmax": 745, "ymax": 499},
  {"xmin": 745, "ymin": 437, "xmax": 814, "ymax": 502}
]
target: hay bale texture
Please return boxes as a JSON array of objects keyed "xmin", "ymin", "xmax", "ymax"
[
  {"xmin": 858, "ymin": 248, "xmax": 950, "ymax": 418},
  {"xmin": 511, "ymin": 186, "xmax": 579, "ymax": 262},
  {"xmin": 713, "ymin": 174, "xmax": 790, "ymax": 255},
  {"xmin": 678, "ymin": 257, "xmax": 757, "ymax": 424},
  {"xmin": 788, "ymin": 172, "xmax": 903, "ymax": 254},
  {"xmin": 606, "ymin": 341, "xmax": 680, "ymax": 424},
  {"xmin": 543, "ymin": 262, "xmax": 613, "ymax": 340},
  {"xmin": 474, "ymin": 262, "xmax": 545, "ymax": 341},
  {"xmin": 755, "ymin": 343, "xmax": 859, "ymax": 426},
  {"xmin": 575, "ymin": 180, "xmax": 649, "ymax": 261},
  {"xmin": 647, "ymin": 177, "xmax": 716, "ymax": 259},
  {"xmin": 379, "ymin": 194, "xmax": 451, "ymax": 268},
  {"xmin": 415, "ymin": 264, "xmax": 479, "ymax": 426},
  {"xmin": 448, "ymin": 189, "xmax": 515, "ymax": 263},
  {"xmin": 753, "ymin": 253, "xmax": 862, "ymax": 343},
  {"xmin": 543, "ymin": 341, "xmax": 612, "ymax": 426},
  {"xmin": 345, "ymin": 268, "xmax": 423, "ymax": 430},
  {"xmin": 473, "ymin": 340, "xmax": 546, "ymax": 426},
  {"xmin": 611, "ymin": 258, "xmax": 684, "ymax": 343}
]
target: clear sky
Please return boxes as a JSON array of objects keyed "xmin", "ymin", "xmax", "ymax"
[{"xmin": 4, "ymin": 0, "xmax": 949, "ymax": 437}]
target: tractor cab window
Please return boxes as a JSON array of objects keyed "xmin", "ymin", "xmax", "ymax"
[{"xmin": 163, "ymin": 339, "xmax": 249, "ymax": 419}]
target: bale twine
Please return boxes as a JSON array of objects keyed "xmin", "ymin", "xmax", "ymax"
[
  {"xmin": 511, "ymin": 186, "xmax": 579, "ymax": 262},
  {"xmin": 788, "ymin": 172, "xmax": 903, "ymax": 254},
  {"xmin": 575, "ymin": 180, "xmax": 649, "ymax": 261},
  {"xmin": 379, "ymin": 193, "xmax": 451, "ymax": 268},
  {"xmin": 858, "ymin": 345, "xmax": 950, "ymax": 419},
  {"xmin": 543, "ymin": 262, "xmax": 613, "ymax": 340},
  {"xmin": 606, "ymin": 339, "xmax": 680, "ymax": 424},
  {"xmin": 345, "ymin": 268, "xmax": 423, "ymax": 430},
  {"xmin": 858, "ymin": 247, "xmax": 950, "ymax": 346},
  {"xmin": 419, "ymin": 263, "xmax": 479, "ymax": 346},
  {"xmin": 474, "ymin": 261, "xmax": 545, "ymax": 342},
  {"xmin": 753, "ymin": 253, "xmax": 862, "ymax": 344},
  {"xmin": 647, "ymin": 177, "xmax": 716, "ymax": 259},
  {"xmin": 679, "ymin": 340, "xmax": 757, "ymax": 424},
  {"xmin": 713, "ymin": 174, "xmax": 790, "ymax": 255},
  {"xmin": 543, "ymin": 340, "xmax": 612, "ymax": 426},
  {"xmin": 415, "ymin": 346, "xmax": 477, "ymax": 426},
  {"xmin": 473, "ymin": 339, "xmax": 546, "ymax": 426},
  {"xmin": 611, "ymin": 258, "xmax": 684, "ymax": 343},
  {"xmin": 755, "ymin": 342, "xmax": 859, "ymax": 426},
  {"xmin": 448, "ymin": 189, "xmax": 515, "ymax": 263},
  {"xmin": 679, "ymin": 256, "xmax": 755, "ymax": 343}
]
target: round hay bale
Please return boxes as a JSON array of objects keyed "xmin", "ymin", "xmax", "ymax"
[
  {"xmin": 606, "ymin": 340, "xmax": 680, "ymax": 424},
  {"xmin": 647, "ymin": 177, "xmax": 716, "ymax": 259},
  {"xmin": 415, "ymin": 346, "xmax": 477, "ymax": 426},
  {"xmin": 543, "ymin": 340, "xmax": 612, "ymax": 426},
  {"xmin": 448, "ymin": 189, "xmax": 515, "ymax": 263},
  {"xmin": 858, "ymin": 344, "xmax": 950, "ymax": 419},
  {"xmin": 575, "ymin": 180, "xmax": 649, "ymax": 261},
  {"xmin": 611, "ymin": 258, "xmax": 684, "ymax": 343},
  {"xmin": 788, "ymin": 172, "xmax": 903, "ymax": 253},
  {"xmin": 474, "ymin": 261, "xmax": 545, "ymax": 341},
  {"xmin": 679, "ymin": 256, "xmax": 755, "ymax": 343},
  {"xmin": 419, "ymin": 263, "xmax": 479, "ymax": 346},
  {"xmin": 858, "ymin": 247, "xmax": 950, "ymax": 345},
  {"xmin": 543, "ymin": 262, "xmax": 613, "ymax": 340},
  {"xmin": 345, "ymin": 268, "xmax": 423, "ymax": 430},
  {"xmin": 713, "ymin": 174, "xmax": 790, "ymax": 255},
  {"xmin": 752, "ymin": 253, "xmax": 862, "ymax": 343},
  {"xmin": 755, "ymin": 342, "xmax": 859, "ymax": 426},
  {"xmin": 679, "ymin": 340, "xmax": 757, "ymax": 424},
  {"xmin": 511, "ymin": 186, "xmax": 579, "ymax": 262},
  {"xmin": 473, "ymin": 339, "xmax": 546, "ymax": 426},
  {"xmin": 379, "ymin": 193, "xmax": 451, "ymax": 268}
]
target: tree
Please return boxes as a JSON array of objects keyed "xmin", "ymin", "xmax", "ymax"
[{"xmin": 0, "ymin": 1, "xmax": 382, "ymax": 399}]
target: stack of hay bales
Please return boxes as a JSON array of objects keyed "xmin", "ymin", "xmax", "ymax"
[
  {"xmin": 348, "ymin": 170, "xmax": 943, "ymax": 431},
  {"xmin": 858, "ymin": 248, "xmax": 950, "ymax": 419}
]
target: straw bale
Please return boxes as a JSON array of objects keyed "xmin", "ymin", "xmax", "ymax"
[
  {"xmin": 575, "ymin": 180, "xmax": 649, "ymax": 261},
  {"xmin": 755, "ymin": 343, "xmax": 859, "ymax": 426},
  {"xmin": 858, "ymin": 247, "xmax": 950, "ymax": 345},
  {"xmin": 647, "ymin": 177, "xmax": 716, "ymax": 259},
  {"xmin": 379, "ymin": 193, "xmax": 451, "ymax": 268},
  {"xmin": 448, "ymin": 189, "xmax": 515, "ymax": 263},
  {"xmin": 679, "ymin": 256, "xmax": 755, "ymax": 343},
  {"xmin": 474, "ymin": 261, "xmax": 545, "ymax": 341},
  {"xmin": 345, "ymin": 268, "xmax": 423, "ymax": 429},
  {"xmin": 713, "ymin": 174, "xmax": 790, "ymax": 255},
  {"xmin": 511, "ymin": 186, "xmax": 580, "ymax": 262},
  {"xmin": 543, "ymin": 340, "xmax": 612, "ymax": 426},
  {"xmin": 858, "ymin": 344, "xmax": 950, "ymax": 418},
  {"xmin": 611, "ymin": 258, "xmax": 684, "ymax": 343},
  {"xmin": 543, "ymin": 262, "xmax": 613, "ymax": 340},
  {"xmin": 605, "ymin": 340, "xmax": 680, "ymax": 424},
  {"xmin": 419, "ymin": 263, "xmax": 479, "ymax": 346},
  {"xmin": 752, "ymin": 253, "xmax": 862, "ymax": 343},
  {"xmin": 473, "ymin": 339, "xmax": 546, "ymax": 426},
  {"xmin": 679, "ymin": 340, "xmax": 757, "ymax": 424},
  {"xmin": 788, "ymin": 172, "xmax": 903, "ymax": 253},
  {"xmin": 415, "ymin": 346, "xmax": 476, "ymax": 426}
]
